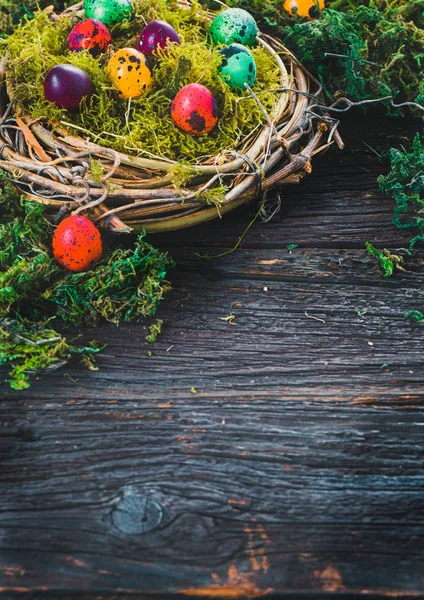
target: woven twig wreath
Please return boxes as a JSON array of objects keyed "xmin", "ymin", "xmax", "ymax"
[{"xmin": 0, "ymin": 1, "xmax": 343, "ymax": 234}]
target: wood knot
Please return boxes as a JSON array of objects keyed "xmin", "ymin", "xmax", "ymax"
[
  {"xmin": 112, "ymin": 492, "xmax": 163, "ymax": 535},
  {"xmin": 17, "ymin": 427, "xmax": 40, "ymax": 443}
]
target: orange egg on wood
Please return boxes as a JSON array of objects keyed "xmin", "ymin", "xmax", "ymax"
[
  {"xmin": 53, "ymin": 215, "xmax": 103, "ymax": 272},
  {"xmin": 283, "ymin": 0, "xmax": 325, "ymax": 19}
]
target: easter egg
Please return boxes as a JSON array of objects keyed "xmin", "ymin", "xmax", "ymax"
[
  {"xmin": 44, "ymin": 64, "xmax": 95, "ymax": 111},
  {"xmin": 53, "ymin": 215, "xmax": 103, "ymax": 272},
  {"xmin": 137, "ymin": 20, "xmax": 181, "ymax": 57},
  {"xmin": 219, "ymin": 43, "xmax": 256, "ymax": 90},
  {"xmin": 106, "ymin": 48, "xmax": 152, "ymax": 99},
  {"xmin": 171, "ymin": 83, "xmax": 218, "ymax": 136},
  {"xmin": 84, "ymin": 0, "xmax": 133, "ymax": 28},
  {"xmin": 283, "ymin": 0, "xmax": 325, "ymax": 19},
  {"xmin": 67, "ymin": 18, "xmax": 111, "ymax": 57},
  {"xmin": 209, "ymin": 8, "xmax": 258, "ymax": 48}
]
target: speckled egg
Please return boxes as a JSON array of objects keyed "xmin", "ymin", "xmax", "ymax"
[
  {"xmin": 106, "ymin": 48, "xmax": 152, "ymax": 99},
  {"xmin": 67, "ymin": 18, "xmax": 111, "ymax": 57},
  {"xmin": 84, "ymin": 0, "xmax": 133, "ymax": 28},
  {"xmin": 53, "ymin": 215, "xmax": 103, "ymax": 272},
  {"xmin": 209, "ymin": 8, "xmax": 258, "ymax": 47},
  {"xmin": 171, "ymin": 83, "xmax": 218, "ymax": 136},
  {"xmin": 219, "ymin": 43, "xmax": 256, "ymax": 90},
  {"xmin": 44, "ymin": 64, "xmax": 95, "ymax": 111},
  {"xmin": 283, "ymin": 0, "xmax": 325, "ymax": 19},
  {"xmin": 137, "ymin": 20, "xmax": 181, "ymax": 57}
]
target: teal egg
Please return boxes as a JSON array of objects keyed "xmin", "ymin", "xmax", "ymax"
[
  {"xmin": 219, "ymin": 43, "xmax": 256, "ymax": 90},
  {"xmin": 209, "ymin": 8, "xmax": 258, "ymax": 47},
  {"xmin": 84, "ymin": 0, "xmax": 133, "ymax": 28}
]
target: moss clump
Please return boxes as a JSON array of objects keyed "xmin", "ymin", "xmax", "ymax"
[
  {"xmin": 146, "ymin": 319, "xmax": 164, "ymax": 343},
  {"xmin": 0, "ymin": 317, "xmax": 101, "ymax": 390},
  {"xmin": 280, "ymin": 4, "xmax": 424, "ymax": 106},
  {"xmin": 45, "ymin": 234, "xmax": 172, "ymax": 326},
  {"xmin": 0, "ymin": 174, "xmax": 173, "ymax": 389},
  {"xmin": 4, "ymin": 0, "xmax": 281, "ymax": 162},
  {"xmin": 365, "ymin": 243, "xmax": 405, "ymax": 278},
  {"xmin": 378, "ymin": 133, "xmax": 424, "ymax": 249},
  {"xmin": 196, "ymin": 185, "xmax": 228, "ymax": 207}
]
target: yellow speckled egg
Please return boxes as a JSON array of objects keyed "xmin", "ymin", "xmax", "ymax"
[
  {"xmin": 283, "ymin": 0, "xmax": 324, "ymax": 19},
  {"xmin": 106, "ymin": 48, "xmax": 152, "ymax": 99}
]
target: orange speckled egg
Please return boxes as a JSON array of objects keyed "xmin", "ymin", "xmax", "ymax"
[
  {"xmin": 171, "ymin": 83, "xmax": 218, "ymax": 136},
  {"xmin": 106, "ymin": 48, "xmax": 152, "ymax": 99},
  {"xmin": 283, "ymin": 0, "xmax": 324, "ymax": 19},
  {"xmin": 53, "ymin": 215, "xmax": 103, "ymax": 272}
]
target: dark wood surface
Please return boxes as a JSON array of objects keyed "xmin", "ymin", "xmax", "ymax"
[{"xmin": 1, "ymin": 114, "xmax": 423, "ymax": 599}]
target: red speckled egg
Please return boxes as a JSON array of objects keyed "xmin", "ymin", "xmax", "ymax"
[
  {"xmin": 171, "ymin": 83, "xmax": 218, "ymax": 136},
  {"xmin": 137, "ymin": 20, "xmax": 181, "ymax": 57},
  {"xmin": 53, "ymin": 215, "xmax": 103, "ymax": 272},
  {"xmin": 67, "ymin": 18, "xmax": 111, "ymax": 57},
  {"xmin": 44, "ymin": 64, "xmax": 95, "ymax": 111}
]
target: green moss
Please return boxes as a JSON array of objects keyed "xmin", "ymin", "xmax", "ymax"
[
  {"xmin": 196, "ymin": 185, "xmax": 228, "ymax": 206},
  {"xmin": 365, "ymin": 243, "xmax": 405, "ymax": 277},
  {"xmin": 5, "ymin": 0, "xmax": 281, "ymax": 162},
  {"xmin": 378, "ymin": 133, "xmax": 424, "ymax": 249},
  {"xmin": 0, "ymin": 317, "xmax": 101, "ymax": 390},
  {"xmin": 45, "ymin": 234, "xmax": 173, "ymax": 326},
  {"xmin": 146, "ymin": 319, "xmax": 164, "ymax": 343},
  {"xmin": 0, "ymin": 173, "xmax": 173, "ymax": 389},
  {"xmin": 169, "ymin": 163, "xmax": 197, "ymax": 188},
  {"xmin": 404, "ymin": 310, "xmax": 424, "ymax": 324},
  {"xmin": 280, "ymin": 4, "xmax": 424, "ymax": 106}
]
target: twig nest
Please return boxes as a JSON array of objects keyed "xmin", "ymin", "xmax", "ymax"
[
  {"xmin": 106, "ymin": 48, "xmax": 153, "ymax": 98},
  {"xmin": 2, "ymin": 0, "xmax": 343, "ymax": 234},
  {"xmin": 44, "ymin": 64, "xmax": 95, "ymax": 110},
  {"xmin": 171, "ymin": 83, "xmax": 219, "ymax": 136},
  {"xmin": 67, "ymin": 18, "xmax": 112, "ymax": 57},
  {"xmin": 209, "ymin": 8, "xmax": 259, "ymax": 47}
]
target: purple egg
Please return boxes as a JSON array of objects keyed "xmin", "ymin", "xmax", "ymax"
[
  {"xmin": 44, "ymin": 64, "xmax": 95, "ymax": 111},
  {"xmin": 137, "ymin": 20, "xmax": 181, "ymax": 57}
]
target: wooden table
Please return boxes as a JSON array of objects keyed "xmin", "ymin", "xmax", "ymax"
[{"xmin": 1, "ymin": 114, "xmax": 423, "ymax": 599}]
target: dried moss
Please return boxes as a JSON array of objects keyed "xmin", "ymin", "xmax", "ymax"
[{"xmin": 5, "ymin": 0, "xmax": 281, "ymax": 162}]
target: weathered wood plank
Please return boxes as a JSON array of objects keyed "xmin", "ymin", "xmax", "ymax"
[{"xmin": 0, "ymin": 114, "xmax": 423, "ymax": 598}]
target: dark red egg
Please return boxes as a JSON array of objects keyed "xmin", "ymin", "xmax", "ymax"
[
  {"xmin": 67, "ymin": 18, "xmax": 111, "ymax": 57},
  {"xmin": 44, "ymin": 64, "xmax": 95, "ymax": 111},
  {"xmin": 53, "ymin": 215, "xmax": 103, "ymax": 272},
  {"xmin": 171, "ymin": 83, "xmax": 218, "ymax": 136},
  {"xmin": 137, "ymin": 20, "xmax": 181, "ymax": 57}
]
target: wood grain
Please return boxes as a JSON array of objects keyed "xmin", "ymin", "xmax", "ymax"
[{"xmin": 0, "ymin": 113, "xmax": 423, "ymax": 599}]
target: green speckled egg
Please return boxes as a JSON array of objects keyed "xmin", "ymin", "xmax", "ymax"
[
  {"xmin": 209, "ymin": 8, "xmax": 258, "ymax": 47},
  {"xmin": 84, "ymin": 0, "xmax": 133, "ymax": 28},
  {"xmin": 219, "ymin": 43, "xmax": 256, "ymax": 90}
]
